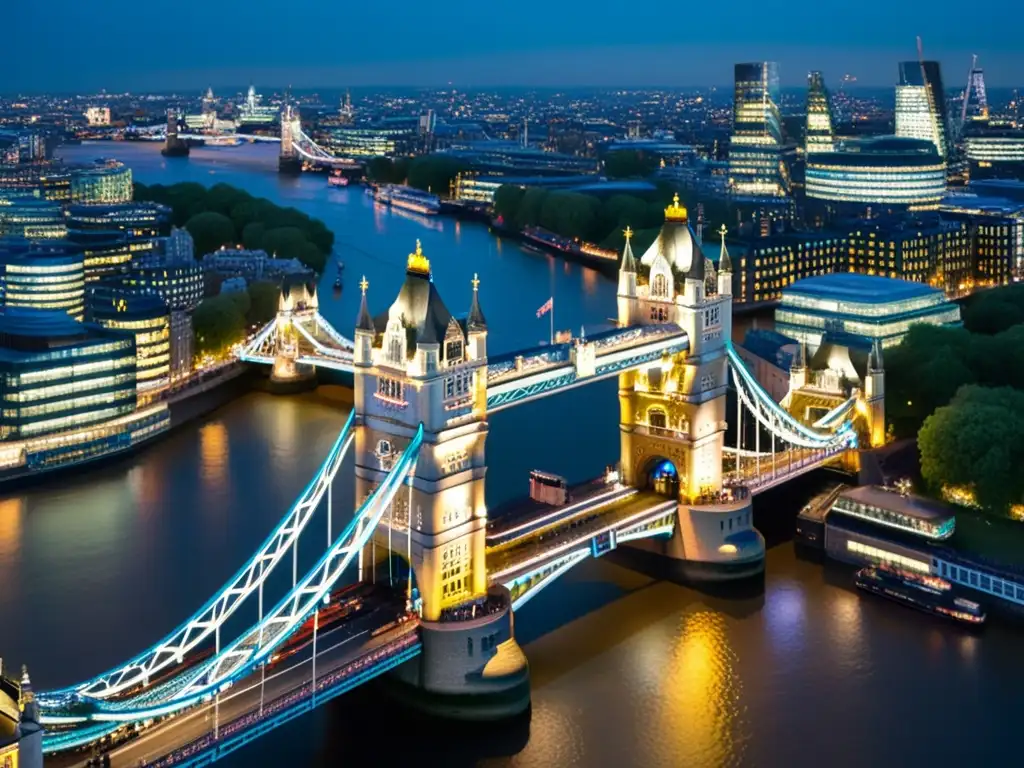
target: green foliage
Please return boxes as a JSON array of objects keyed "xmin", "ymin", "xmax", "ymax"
[
  {"xmin": 226, "ymin": 289, "xmax": 252, "ymax": 319},
  {"xmin": 919, "ymin": 386, "xmax": 1024, "ymax": 513},
  {"xmin": 365, "ymin": 157, "xmax": 410, "ymax": 185},
  {"xmin": 134, "ymin": 182, "xmax": 335, "ymax": 274},
  {"xmin": 192, "ymin": 294, "xmax": 246, "ymax": 357},
  {"xmin": 406, "ymin": 156, "xmax": 467, "ymax": 196},
  {"xmin": 962, "ymin": 283, "xmax": 1024, "ymax": 334},
  {"xmin": 492, "ymin": 185, "xmax": 525, "ymax": 222},
  {"xmin": 603, "ymin": 150, "xmax": 657, "ymax": 179},
  {"xmin": 185, "ymin": 212, "xmax": 237, "ymax": 259},
  {"xmin": 247, "ymin": 281, "xmax": 281, "ymax": 326}
]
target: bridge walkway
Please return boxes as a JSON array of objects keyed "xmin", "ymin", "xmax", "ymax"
[
  {"xmin": 488, "ymin": 491, "xmax": 671, "ymax": 581},
  {"xmin": 64, "ymin": 600, "xmax": 414, "ymax": 767}
]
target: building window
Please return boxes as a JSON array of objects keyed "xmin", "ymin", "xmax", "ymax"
[
  {"xmin": 444, "ymin": 370, "xmax": 472, "ymax": 401},
  {"xmin": 652, "ymin": 273, "xmax": 669, "ymax": 298},
  {"xmin": 446, "ymin": 339, "xmax": 464, "ymax": 364},
  {"xmin": 648, "ymin": 408, "xmax": 667, "ymax": 429},
  {"xmin": 378, "ymin": 377, "xmax": 403, "ymax": 402}
]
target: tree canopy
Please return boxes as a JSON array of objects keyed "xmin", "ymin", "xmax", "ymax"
[
  {"xmin": 135, "ymin": 182, "xmax": 335, "ymax": 274},
  {"xmin": 603, "ymin": 150, "xmax": 658, "ymax": 179},
  {"xmin": 192, "ymin": 294, "xmax": 247, "ymax": 358},
  {"xmin": 919, "ymin": 386, "xmax": 1024, "ymax": 513}
]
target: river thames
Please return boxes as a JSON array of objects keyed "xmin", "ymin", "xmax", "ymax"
[{"xmin": 1, "ymin": 142, "xmax": 1017, "ymax": 767}]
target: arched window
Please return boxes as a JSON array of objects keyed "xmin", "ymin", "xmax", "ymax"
[
  {"xmin": 652, "ymin": 272, "xmax": 668, "ymax": 298},
  {"xmin": 648, "ymin": 408, "xmax": 667, "ymax": 429},
  {"xmin": 388, "ymin": 333, "xmax": 403, "ymax": 364}
]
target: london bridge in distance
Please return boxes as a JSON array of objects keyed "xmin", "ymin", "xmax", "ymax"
[{"xmin": 3, "ymin": 9, "xmax": 1024, "ymax": 767}]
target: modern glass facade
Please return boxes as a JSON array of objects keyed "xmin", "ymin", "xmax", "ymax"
[
  {"xmin": 69, "ymin": 162, "xmax": 133, "ymax": 204},
  {"xmin": 0, "ymin": 244, "xmax": 85, "ymax": 320},
  {"xmin": 728, "ymin": 62, "xmax": 788, "ymax": 197},
  {"xmin": 0, "ymin": 197, "xmax": 67, "ymax": 238},
  {"xmin": 964, "ymin": 128, "xmax": 1024, "ymax": 179},
  {"xmin": 832, "ymin": 486, "xmax": 956, "ymax": 540},
  {"xmin": 805, "ymin": 71, "xmax": 835, "ymax": 154},
  {"xmin": 65, "ymin": 230, "xmax": 157, "ymax": 281},
  {"xmin": 895, "ymin": 61, "xmax": 950, "ymax": 160},
  {"xmin": 775, "ymin": 273, "xmax": 961, "ymax": 348},
  {"xmin": 66, "ymin": 202, "xmax": 170, "ymax": 237},
  {"xmin": 89, "ymin": 293, "xmax": 171, "ymax": 394},
  {"xmin": 0, "ymin": 309, "xmax": 137, "ymax": 441},
  {"xmin": 805, "ymin": 137, "xmax": 946, "ymax": 213}
]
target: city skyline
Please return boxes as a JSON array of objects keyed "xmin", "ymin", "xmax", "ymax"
[{"xmin": 5, "ymin": 0, "xmax": 1024, "ymax": 92}]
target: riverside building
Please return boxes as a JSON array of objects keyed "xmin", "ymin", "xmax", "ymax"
[{"xmin": 0, "ymin": 242, "xmax": 85, "ymax": 320}]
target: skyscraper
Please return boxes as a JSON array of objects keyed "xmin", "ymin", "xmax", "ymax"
[
  {"xmin": 805, "ymin": 71, "xmax": 836, "ymax": 154},
  {"xmin": 896, "ymin": 60, "xmax": 950, "ymax": 160},
  {"xmin": 960, "ymin": 56, "xmax": 989, "ymax": 131},
  {"xmin": 729, "ymin": 62, "xmax": 788, "ymax": 197}
]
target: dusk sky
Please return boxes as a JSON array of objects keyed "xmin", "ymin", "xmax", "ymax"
[{"xmin": 7, "ymin": 0, "xmax": 1024, "ymax": 92}]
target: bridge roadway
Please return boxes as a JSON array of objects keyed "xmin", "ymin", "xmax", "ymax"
[
  {"xmin": 58, "ymin": 594, "xmax": 413, "ymax": 767},
  {"xmin": 487, "ymin": 490, "xmax": 672, "ymax": 581},
  {"xmin": 723, "ymin": 444, "xmax": 848, "ymax": 494}
]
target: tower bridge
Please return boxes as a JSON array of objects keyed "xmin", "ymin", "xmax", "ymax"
[{"xmin": 27, "ymin": 201, "xmax": 882, "ymax": 766}]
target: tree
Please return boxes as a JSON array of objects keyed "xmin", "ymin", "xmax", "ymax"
[
  {"xmin": 493, "ymin": 185, "xmax": 525, "ymax": 223},
  {"xmin": 407, "ymin": 156, "xmax": 467, "ymax": 197},
  {"xmin": 262, "ymin": 227, "xmax": 310, "ymax": 260},
  {"xmin": 919, "ymin": 386, "xmax": 1024, "ymax": 513},
  {"xmin": 603, "ymin": 150, "xmax": 657, "ymax": 179},
  {"xmin": 247, "ymin": 281, "xmax": 281, "ymax": 326},
  {"xmin": 241, "ymin": 221, "xmax": 266, "ymax": 251},
  {"xmin": 186, "ymin": 211, "xmax": 237, "ymax": 259},
  {"xmin": 192, "ymin": 295, "xmax": 246, "ymax": 358}
]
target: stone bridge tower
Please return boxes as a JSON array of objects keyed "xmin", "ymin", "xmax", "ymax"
[
  {"xmin": 352, "ymin": 241, "xmax": 529, "ymax": 719},
  {"xmin": 616, "ymin": 199, "xmax": 733, "ymax": 501},
  {"xmin": 617, "ymin": 211, "xmax": 764, "ymax": 579}
]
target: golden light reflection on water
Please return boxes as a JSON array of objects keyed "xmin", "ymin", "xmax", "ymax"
[
  {"xmin": 199, "ymin": 421, "xmax": 229, "ymax": 490},
  {"xmin": 582, "ymin": 267, "xmax": 597, "ymax": 295},
  {"xmin": 0, "ymin": 497, "xmax": 24, "ymax": 593},
  {"xmin": 828, "ymin": 585, "xmax": 865, "ymax": 651},
  {"xmin": 511, "ymin": 699, "xmax": 587, "ymax": 767},
  {"xmin": 659, "ymin": 610, "xmax": 745, "ymax": 767}
]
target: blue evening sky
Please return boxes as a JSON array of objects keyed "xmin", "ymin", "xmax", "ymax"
[{"xmin": 5, "ymin": 0, "xmax": 1023, "ymax": 92}]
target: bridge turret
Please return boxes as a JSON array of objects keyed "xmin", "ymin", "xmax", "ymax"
[
  {"xmin": 865, "ymin": 339, "xmax": 886, "ymax": 448},
  {"xmin": 467, "ymin": 272, "xmax": 487, "ymax": 361},
  {"xmin": 353, "ymin": 239, "xmax": 527, "ymax": 720},
  {"xmin": 716, "ymin": 224, "xmax": 733, "ymax": 298},
  {"xmin": 617, "ymin": 226, "xmax": 638, "ymax": 326},
  {"xmin": 354, "ymin": 275, "xmax": 375, "ymax": 366}
]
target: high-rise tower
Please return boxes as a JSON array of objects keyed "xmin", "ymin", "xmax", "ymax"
[
  {"xmin": 805, "ymin": 71, "xmax": 836, "ymax": 154},
  {"xmin": 728, "ymin": 62, "xmax": 788, "ymax": 197},
  {"xmin": 896, "ymin": 58, "xmax": 950, "ymax": 160},
  {"xmin": 960, "ymin": 55, "xmax": 990, "ymax": 133}
]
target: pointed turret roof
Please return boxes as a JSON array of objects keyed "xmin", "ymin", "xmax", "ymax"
[
  {"xmin": 717, "ymin": 224, "xmax": 733, "ymax": 273},
  {"xmin": 468, "ymin": 273, "xmax": 487, "ymax": 331},
  {"xmin": 639, "ymin": 195, "xmax": 706, "ymax": 282},
  {"xmin": 374, "ymin": 240, "xmax": 455, "ymax": 346},
  {"xmin": 356, "ymin": 276, "xmax": 375, "ymax": 332},
  {"xmin": 620, "ymin": 226, "xmax": 638, "ymax": 274}
]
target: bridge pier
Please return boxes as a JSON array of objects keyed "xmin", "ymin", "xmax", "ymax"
[{"xmin": 353, "ymin": 247, "xmax": 530, "ymax": 721}]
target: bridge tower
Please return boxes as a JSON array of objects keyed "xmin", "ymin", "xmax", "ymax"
[
  {"xmin": 353, "ymin": 242, "xmax": 529, "ymax": 719},
  {"xmin": 279, "ymin": 104, "xmax": 301, "ymax": 175},
  {"xmin": 617, "ymin": 206, "xmax": 764, "ymax": 578},
  {"xmin": 865, "ymin": 339, "xmax": 886, "ymax": 448},
  {"xmin": 161, "ymin": 108, "xmax": 189, "ymax": 158},
  {"xmin": 269, "ymin": 276, "xmax": 318, "ymax": 386}
]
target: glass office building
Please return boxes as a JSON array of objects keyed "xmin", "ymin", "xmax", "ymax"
[
  {"xmin": 728, "ymin": 62, "xmax": 788, "ymax": 197},
  {"xmin": 89, "ymin": 292, "xmax": 171, "ymax": 394},
  {"xmin": 805, "ymin": 71, "xmax": 836, "ymax": 154},
  {"xmin": 66, "ymin": 202, "xmax": 170, "ymax": 237},
  {"xmin": 963, "ymin": 128, "xmax": 1024, "ymax": 180},
  {"xmin": 69, "ymin": 162, "xmax": 133, "ymax": 204},
  {"xmin": 775, "ymin": 273, "xmax": 961, "ymax": 350},
  {"xmin": 0, "ymin": 308, "xmax": 136, "ymax": 441},
  {"xmin": 0, "ymin": 242, "xmax": 85, "ymax": 320},
  {"xmin": 895, "ymin": 61, "xmax": 950, "ymax": 160},
  {"xmin": 65, "ymin": 230, "xmax": 157, "ymax": 281},
  {"xmin": 805, "ymin": 137, "xmax": 947, "ymax": 215},
  {"xmin": 0, "ymin": 196, "xmax": 67, "ymax": 239}
]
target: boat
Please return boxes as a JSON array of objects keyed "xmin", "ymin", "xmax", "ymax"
[
  {"xmin": 328, "ymin": 171, "xmax": 349, "ymax": 187},
  {"xmin": 375, "ymin": 184, "xmax": 440, "ymax": 216},
  {"xmin": 855, "ymin": 565, "xmax": 986, "ymax": 626},
  {"xmin": 204, "ymin": 135, "xmax": 244, "ymax": 148},
  {"xmin": 333, "ymin": 277, "xmax": 342, "ymax": 290}
]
